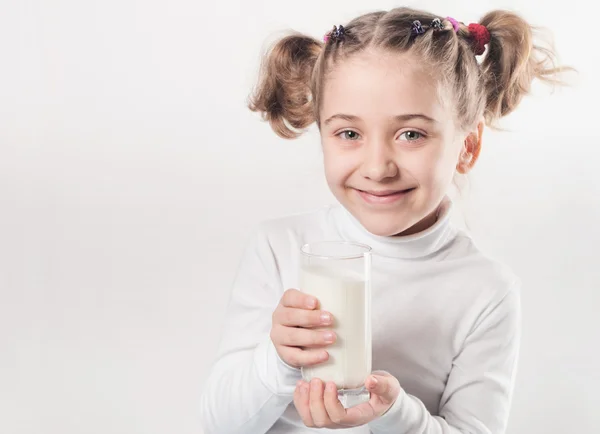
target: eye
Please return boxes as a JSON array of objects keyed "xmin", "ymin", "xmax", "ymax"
[
  {"xmin": 337, "ymin": 130, "xmax": 361, "ymax": 140},
  {"xmin": 399, "ymin": 130, "xmax": 423, "ymax": 141}
]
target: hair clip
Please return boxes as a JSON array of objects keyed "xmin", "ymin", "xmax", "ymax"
[
  {"xmin": 324, "ymin": 25, "xmax": 346, "ymax": 43},
  {"xmin": 467, "ymin": 23, "xmax": 490, "ymax": 55},
  {"xmin": 446, "ymin": 16, "xmax": 460, "ymax": 33},
  {"xmin": 411, "ymin": 20, "xmax": 425, "ymax": 36},
  {"xmin": 430, "ymin": 18, "xmax": 443, "ymax": 31}
]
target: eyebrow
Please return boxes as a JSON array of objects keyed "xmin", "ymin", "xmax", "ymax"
[{"xmin": 323, "ymin": 113, "xmax": 437, "ymax": 125}]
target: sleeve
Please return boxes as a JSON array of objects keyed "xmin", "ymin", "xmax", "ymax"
[
  {"xmin": 199, "ymin": 226, "xmax": 303, "ymax": 434},
  {"xmin": 368, "ymin": 281, "xmax": 522, "ymax": 434}
]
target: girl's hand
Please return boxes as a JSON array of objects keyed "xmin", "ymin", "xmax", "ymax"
[
  {"xmin": 270, "ymin": 289, "xmax": 336, "ymax": 368},
  {"xmin": 293, "ymin": 371, "xmax": 400, "ymax": 429}
]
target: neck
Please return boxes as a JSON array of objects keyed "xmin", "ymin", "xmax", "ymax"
[
  {"xmin": 395, "ymin": 207, "xmax": 439, "ymax": 237},
  {"xmin": 332, "ymin": 196, "xmax": 457, "ymax": 259}
]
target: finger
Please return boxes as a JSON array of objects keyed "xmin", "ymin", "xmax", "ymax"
[
  {"xmin": 309, "ymin": 379, "xmax": 331, "ymax": 428},
  {"xmin": 274, "ymin": 307, "xmax": 333, "ymax": 328},
  {"xmin": 365, "ymin": 373, "xmax": 400, "ymax": 405},
  {"xmin": 281, "ymin": 288, "xmax": 318, "ymax": 310},
  {"xmin": 277, "ymin": 346, "xmax": 329, "ymax": 368},
  {"xmin": 342, "ymin": 402, "xmax": 377, "ymax": 426},
  {"xmin": 294, "ymin": 381, "xmax": 314, "ymax": 427},
  {"xmin": 274, "ymin": 325, "xmax": 336, "ymax": 347},
  {"xmin": 323, "ymin": 381, "xmax": 348, "ymax": 425}
]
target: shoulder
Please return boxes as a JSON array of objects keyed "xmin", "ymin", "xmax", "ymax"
[
  {"xmin": 253, "ymin": 204, "xmax": 340, "ymax": 246},
  {"xmin": 447, "ymin": 229, "xmax": 522, "ymax": 302},
  {"xmin": 241, "ymin": 205, "xmax": 343, "ymax": 287},
  {"xmin": 441, "ymin": 230, "xmax": 522, "ymax": 337},
  {"xmin": 240, "ymin": 205, "xmax": 341, "ymax": 267}
]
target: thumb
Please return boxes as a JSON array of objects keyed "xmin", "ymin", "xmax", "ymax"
[{"xmin": 365, "ymin": 371, "xmax": 400, "ymax": 403}]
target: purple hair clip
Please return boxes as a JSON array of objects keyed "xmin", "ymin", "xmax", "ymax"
[
  {"xmin": 431, "ymin": 18, "xmax": 443, "ymax": 31},
  {"xmin": 411, "ymin": 17, "xmax": 446, "ymax": 36},
  {"xmin": 411, "ymin": 20, "xmax": 425, "ymax": 36},
  {"xmin": 324, "ymin": 25, "xmax": 346, "ymax": 43}
]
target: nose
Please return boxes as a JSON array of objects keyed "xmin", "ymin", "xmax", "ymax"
[{"xmin": 359, "ymin": 139, "xmax": 399, "ymax": 182}]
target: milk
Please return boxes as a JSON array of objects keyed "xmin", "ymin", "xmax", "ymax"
[{"xmin": 300, "ymin": 265, "xmax": 371, "ymax": 390}]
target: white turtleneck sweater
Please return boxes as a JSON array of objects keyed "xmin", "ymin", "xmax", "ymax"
[{"xmin": 200, "ymin": 199, "xmax": 521, "ymax": 434}]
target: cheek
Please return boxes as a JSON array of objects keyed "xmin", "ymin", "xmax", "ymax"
[
  {"xmin": 433, "ymin": 152, "xmax": 458, "ymax": 184},
  {"xmin": 412, "ymin": 143, "xmax": 459, "ymax": 188},
  {"xmin": 323, "ymin": 146, "xmax": 358, "ymax": 187}
]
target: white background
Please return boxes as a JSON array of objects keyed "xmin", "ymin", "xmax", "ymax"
[{"xmin": 1, "ymin": 0, "xmax": 598, "ymax": 433}]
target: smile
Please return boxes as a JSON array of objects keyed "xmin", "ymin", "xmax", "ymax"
[{"xmin": 355, "ymin": 188, "xmax": 416, "ymax": 205}]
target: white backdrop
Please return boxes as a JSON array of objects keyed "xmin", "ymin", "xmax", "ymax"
[{"xmin": 1, "ymin": 0, "xmax": 598, "ymax": 433}]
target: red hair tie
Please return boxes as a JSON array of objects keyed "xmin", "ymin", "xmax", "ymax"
[{"xmin": 467, "ymin": 23, "xmax": 490, "ymax": 55}]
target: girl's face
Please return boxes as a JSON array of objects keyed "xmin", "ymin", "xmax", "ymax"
[{"xmin": 320, "ymin": 48, "xmax": 476, "ymax": 237}]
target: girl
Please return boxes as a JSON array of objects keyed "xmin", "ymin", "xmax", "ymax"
[{"xmin": 200, "ymin": 6, "xmax": 567, "ymax": 434}]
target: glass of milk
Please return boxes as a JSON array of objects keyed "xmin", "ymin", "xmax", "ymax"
[{"xmin": 299, "ymin": 241, "xmax": 372, "ymax": 407}]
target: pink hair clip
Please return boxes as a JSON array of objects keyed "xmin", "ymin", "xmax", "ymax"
[{"xmin": 446, "ymin": 16, "xmax": 460, "ymax": 33}]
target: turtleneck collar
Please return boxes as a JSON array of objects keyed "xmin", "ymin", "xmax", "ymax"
[{"xmin": 331, "ymin": 196, "xmax": 458, "ymax": 259}]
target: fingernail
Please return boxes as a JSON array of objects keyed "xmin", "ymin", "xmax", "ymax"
[
  {"xmin": 320, "ymin": 312, "xmax": 332, "ymax": 324},
  {"xmin": 323, "ymin": 332, "xmax": 335, "ymax": 343},
  {"xmin": 370, "ymin": 376, "xmax": 378, "ymax": 388},
  {"xmin": 320, "ymin": 351, "xmax": 329, "ymax": 361},
  {"xmin": 306, "ymin": 298, "xmax": 317, "ymax": 309},
  {"xmin": 327, "ymin": 382, "xmax": 337, "ymax": 392}
]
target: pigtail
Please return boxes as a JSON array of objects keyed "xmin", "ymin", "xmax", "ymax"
[
  {"xmin": 479, "ymin": 10, "xmax": 568, "ymax": 125},
  {"xmin": 247, "ymin": 33, "xmax": 322, "ymax": 139}
]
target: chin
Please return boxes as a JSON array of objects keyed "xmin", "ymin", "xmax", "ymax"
[{"xmin": 355, "ymin": 212, "xmax": 411, "ymax": 237}]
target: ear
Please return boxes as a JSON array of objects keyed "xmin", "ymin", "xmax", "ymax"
[{"xmin": 457, "ymin": 120, "xmax": 484, "ymax": 174}]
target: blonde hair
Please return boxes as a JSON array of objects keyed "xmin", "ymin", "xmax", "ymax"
[{"xmin": 248, "ymin": 7, "xmax": 569, "ymax": 138}]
